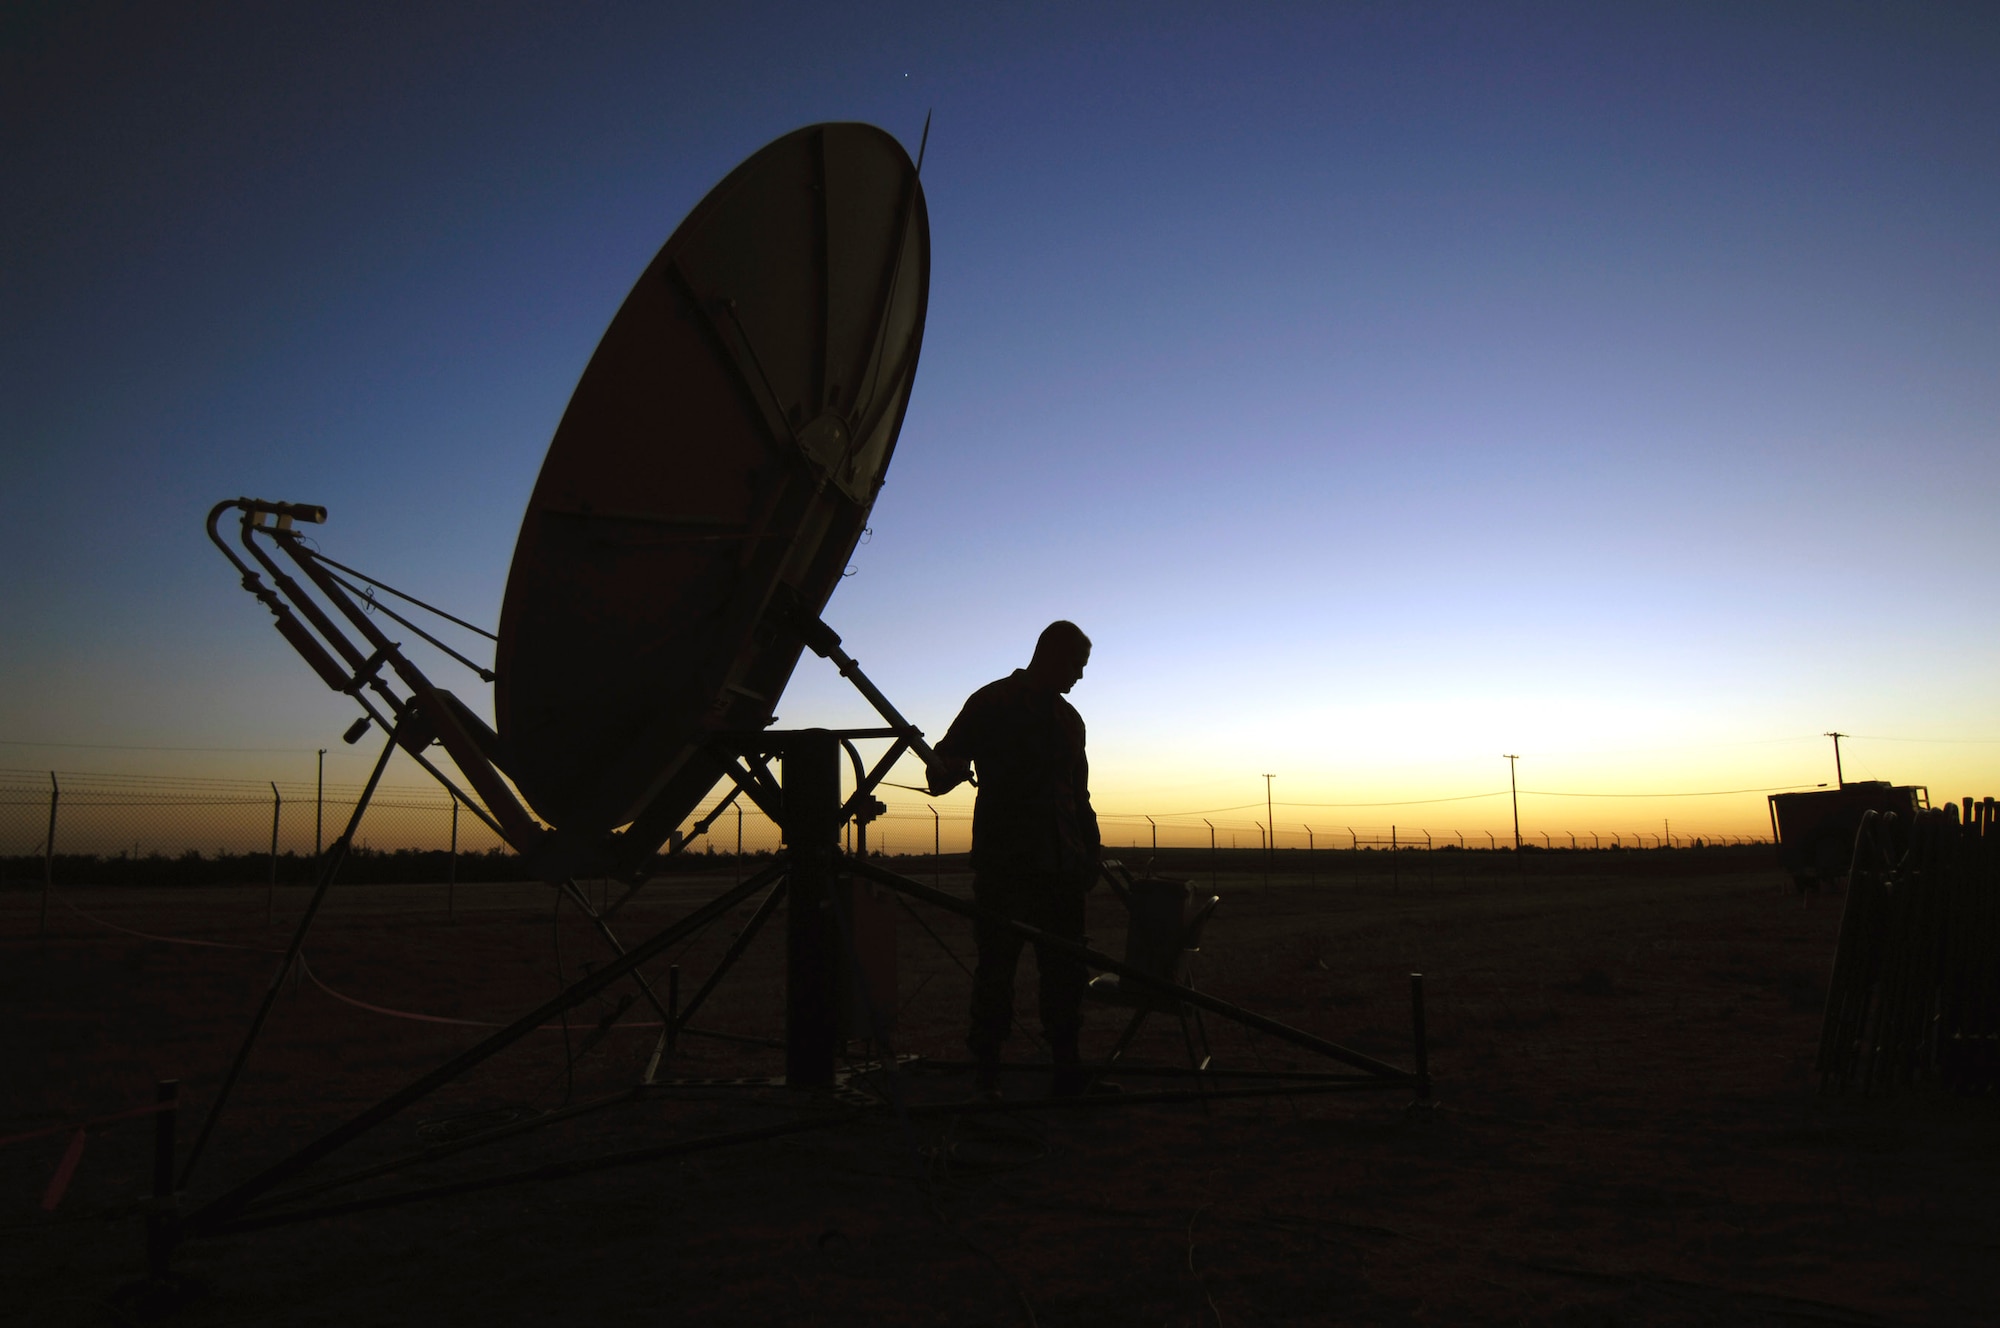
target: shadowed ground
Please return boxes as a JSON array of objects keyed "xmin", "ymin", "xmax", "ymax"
[{"xmin": 4, "ymin": 850, "xmax": 1992, "ymax": 1325}]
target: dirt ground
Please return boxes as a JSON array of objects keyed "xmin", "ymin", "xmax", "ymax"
[{"xmin": 4, "ymin": 850, "xmax": 1995, "ymax": 1326}]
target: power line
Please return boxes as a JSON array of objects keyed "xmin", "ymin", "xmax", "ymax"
[
  {"xmin": 1272, "ymin": 792, "xmax": 1509, "ymax": 808},
  {"xmin": 1099, "ymin": 800, "xmax": 1267, "ymax": 817},
  {"xmin": 1519, "ymin": 783, "xmax": 1823, "ymax": 798},
  {"xmin": 0, "ymin": 739, "xmax": 318, "ymax": 753}
]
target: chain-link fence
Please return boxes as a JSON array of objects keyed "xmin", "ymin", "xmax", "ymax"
[
  {"xmin": 0, "ymin": 765, "xmax": 1778, "ymax": 892},
  {"xmin": 0, "ymin": 768, "xmax": 516, "ymax": 888}
]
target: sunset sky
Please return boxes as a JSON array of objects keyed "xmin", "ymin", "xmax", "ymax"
[{"xmin": 6, "ymin": 3, "xmax": 1996, "ymax": 848}]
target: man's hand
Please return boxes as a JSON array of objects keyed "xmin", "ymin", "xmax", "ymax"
[{"xmin": 925, "ymin": 755, "xmax": 972, "ymax": 797}]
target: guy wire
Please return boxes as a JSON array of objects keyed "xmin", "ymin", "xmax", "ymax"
[
  {"xmin": 320, "ymin": 569, "xmax": 495, "ymax": 681},
  {"xmin": 302, "ymin": 551, "xmax": 498, "ymax": 640}
]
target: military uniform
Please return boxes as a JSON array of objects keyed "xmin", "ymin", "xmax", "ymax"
[{"xmin": 934, "ymin": 668, "xmax": 1101, "ymax": 1066}]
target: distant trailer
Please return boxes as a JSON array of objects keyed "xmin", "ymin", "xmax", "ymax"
[{"xmin": 1769, "ymin": 781, "xmax": 1928, "ymax": 894}]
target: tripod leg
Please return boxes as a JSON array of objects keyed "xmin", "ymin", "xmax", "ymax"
[
  {"xmin": 1184, "ymin": 962, "xmax": 1215, "ymax": 1071},
  {"xmin": 1178, "ymin": 1007, "xmax": 1212, "ymax": 1115},
  {"xmin": 1104, "ymin": 1007, "xmax": 1149, "ymax": 1069},
  {"xmin": 641, "ymin": 1029, "xmax": 669, "ymax": 1086},
  {"xmin": 1192, "ymin": 1007, "xmax": 1214, "ymax": 1072}
]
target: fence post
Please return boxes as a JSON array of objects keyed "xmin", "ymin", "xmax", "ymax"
[
  {"xmin": 267, "ymin": 782, "xmax": 281, "ymax": 927},
  {"xmin": 1409, "ymin": 975, "xmax": 1430, "ymax": 1101},
  {"xmin": 1305, "ymin": 825, "xmax": 1315, "ymax": 888},
  {"xmin": 39, "ymin": 772, "xmax": 58, "ymax": 940},
  {"xmin": 147, "ymin": 1079, "xmax": 180, "ymax": 1280},
  {"xmin": 735, "ymin": 804, "xmax": 744, "ymax": 886},
  {"xmin": 930, "ymin": 805, "xmax": 940, "ymax": 888},
  {"xmin": 447, "ymin": 799, "xmax": 459, "ymax": 922},
  {"xmin": 667, "ymin": 964, "xmax": 680, "ymax": 1053},
  {"xmin": 1203, "ymin": 819, "xmax": 1215, "ymax": 889}
]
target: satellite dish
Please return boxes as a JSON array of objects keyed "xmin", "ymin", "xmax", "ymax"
[{"xmin": 495, "ymin": 122, "xmax": 930, "ymax": 839}]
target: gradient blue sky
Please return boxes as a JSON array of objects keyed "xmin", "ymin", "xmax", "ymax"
[{"xmin": 6, "ymin": 2, "xmax": 1996, "ymax": 842}]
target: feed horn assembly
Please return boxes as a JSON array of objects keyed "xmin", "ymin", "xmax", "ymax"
[{"xmin": 172, "ymin": 122, "xmax": 1428, "ymax": 1266}]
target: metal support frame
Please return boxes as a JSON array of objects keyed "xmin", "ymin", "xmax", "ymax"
[
  {"xmin": 188, "ymin": 502, "xmax": 1429, "ymax": 1256},
  {"xmin": 781, "ymin": 730, "xmax": 842, "ymax": 1088},
  {"xmin": 180, "ymin": 827, "xmax": 1421, "ymax": 1235},
  {"xmin": 173, "ymin": 778, "xmax": 1420, "ymax": 1249}
]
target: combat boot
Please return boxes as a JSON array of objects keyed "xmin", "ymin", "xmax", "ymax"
[
  {"xmin": 974, "ymin": 1052, "xmax": 1003, "ymax": 1102},
  {"xmin": 1049, "ymin": 1030, "xmax": 1115, "ymax": 1097}
]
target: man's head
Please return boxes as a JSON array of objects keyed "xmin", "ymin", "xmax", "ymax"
[{"xmin": 1026, "ymin": 620, "xmax": 1091, "ymax": 694}]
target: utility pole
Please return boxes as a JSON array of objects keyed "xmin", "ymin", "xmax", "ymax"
[
  {"xmin": 268, "ymin": 782, "xmax": 281, "ymax": 927},
  {"xmin": 1502, "ymin": 754, "xmax": 1521, "ymax": 852},
  {"xmin": 315, "ymin": 749, "xmax": 326, "ymax": 864},
  {"xmin": 1145, "ymin": 815, "xmax": 1156, "ymax": 857},
  {"xmin": 1261, "ymin": 774, "xmax": 1276, "ymax": 883},
  {"xmin": 1825, "ymin": 732, "xmax": 1848, "ymax": 788},
  {"xmin": 39, "ymin": 772, "xmax": 58, "ymax": 941},
  {"xmin": 930, "ymin": 805, "xmax": 940, "ymax": 888},
  {"xmin": 1203, "ymin": 818, "xmax": 1215, "ymax": 888}
]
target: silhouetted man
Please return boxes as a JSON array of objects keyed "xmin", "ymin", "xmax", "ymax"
[{"xmin": 928, "ymin": 620, "xmax": 1101, "ymax": 1098}]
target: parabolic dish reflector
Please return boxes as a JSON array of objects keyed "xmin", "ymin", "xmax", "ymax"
[{"xmin": 495, "ymin": 123, "xmax": 929, "ymax": 838}]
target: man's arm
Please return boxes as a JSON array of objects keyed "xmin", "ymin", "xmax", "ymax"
[
  {"xmin": 926, "ymin": 689, "xmax": 985, "ymax": 796},
  {"xmin": 1077, "ymin": 726, "xmax": 1100, "ymax": 856},
  {"xmin": 926, "ymin": 751, "xmax": 973, "ymax": 797}
]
